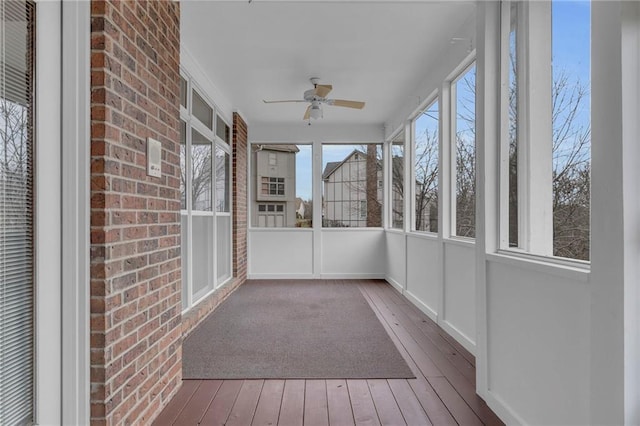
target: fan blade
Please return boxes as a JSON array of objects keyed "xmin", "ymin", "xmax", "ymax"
[
  {"xmin": 314, "ymin": 84, "xmax": 333, "ymax": 98},
  {"xmin": 327, "ymin": 99, "xmax": 365, "ymax": 109},
  {"xmin": 263, "ymin": 99, "xmax": 307, "ymax": 104},
  {"xmin": 303, "ymin": 105, "xmax": 311, "ymax": 120}
]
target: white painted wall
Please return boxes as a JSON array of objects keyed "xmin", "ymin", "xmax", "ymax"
[
  {"xmin": 441, "ymin": 241, "xmax": 476, "ymax": 352},
  {"xmin": 386, "ymin": 234, "xmax": 476, "ymax": 354},
  {"xmin": 485, "ymin": 258, "xmax": 590, "ymax": 425},
  {"xmin": 248, "ymin": 229, "xmax": 314, "ymax": 278},
  {"xmin": 248, "ymin": 228, "xmax": 386, "ymax": 279},
  {"xmin": 321, "ymin": 229, "xmax": 385, "ymax": 278},
  {"xmin": 404, "ymin": 234, "xmax": 440, "ymax": 322},
  {"xmin": 385, "ymin": 230, "xmax": 406, "ymax": 291}
]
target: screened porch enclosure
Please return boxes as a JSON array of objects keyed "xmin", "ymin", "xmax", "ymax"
[{"xmin": 171, "ymin": 1, "xmax": 640, "ymax": 425}]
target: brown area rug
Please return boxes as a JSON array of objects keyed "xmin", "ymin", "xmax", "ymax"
[{"xmin": 182, "ymin": 280, "xmax": 415, "ymax": 379}]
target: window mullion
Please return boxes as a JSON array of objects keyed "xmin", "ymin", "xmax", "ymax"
[{"xmin": 520, "ymin": 0, "xmax": 553, "ymax": 255}]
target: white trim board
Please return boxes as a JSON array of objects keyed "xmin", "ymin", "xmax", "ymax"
[
  {"xmin": 61, "ymin": 2, "xmax": 91, "ymax": 424},
  {"xmin": 35, "ymin": 2, "xmax": 62, "ymax": 423}
]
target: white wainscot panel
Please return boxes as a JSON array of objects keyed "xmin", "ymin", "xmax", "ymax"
[
  {"xmin": 385, "ymin": 231, "xmax": 406, "ymax": 291},
  {"xmin": 248, "ymin": 230, "xmax": 313, "ymax": 277},
  {"xmin": 442, "ymin": 241, "xmax": 476, "ymax": 352},
  {"xmin": 405, "ymin": 234, "xmax": 440, "ymax": 320},
  {"xmin": 486, "ymin": 261, "xmax": 590, "ymax": 425},
  {"xmin": 321, "ymin": 230, "xmax": 385, "ymax": 277}
]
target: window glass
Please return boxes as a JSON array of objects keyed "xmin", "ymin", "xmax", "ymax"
[
  {"xmin": 508, "ymin": 2, "xmax": 519, "ymax": 248},
  {"xmin": 414, "ymin": 100, "xmax": 439, "ymax": 233},
  {"xmin": 251, "ymin": 144, "xmax": 312, "ymax": 228},
  {"xmin": 322, "ymin": 143, "xmax": 382, "ymax": 228},
  {"xmin": 551, "ymin": 0, "xmax": 590, "ymax": 260},
  {"xmin": 191, "ymin": 129, "xmax": 212, "ymax": 211},
  {"xmin": 216, "ymin": 115, "xmax": 230, "ymax": 143},
  {"xmin": 0, "ymin": 1, "xmax": 35, "ymax": 423},
  {"xmin": 215, "ymin": 146, "xmax": 230, "ymax": 212},
  {"xmin": 180, "ymin": 75, "xmax": 187, "ymax": 108},
  {"xmin": 192, "ymin": 89, "xmax": 213, "ymax": 130},
  {"xmin": 391, "ymin": 132, "xmax": 405, "ymax": 229},
  {"xmin": 180, "ymin": 120, "xmax": 187, "ymax": 210},
  {"xmin": 453, "ymin": 65, "xmax": 476, "ymax": 238},
  {"xmin": 505, "ymin": 0, "xmax": 590, "ymax": 261}
]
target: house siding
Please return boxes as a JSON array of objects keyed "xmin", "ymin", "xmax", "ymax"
[{"xmin": 89, "ymin": 1, "xmax": 182, "ymax": 424}]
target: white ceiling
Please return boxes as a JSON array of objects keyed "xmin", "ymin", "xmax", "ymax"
[{"xmin": 181, "ymin": 1, "xmax": 476, "ymax": 127}]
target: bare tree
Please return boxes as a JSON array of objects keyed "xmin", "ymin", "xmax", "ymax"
[
  {"xmin": 180, "ymin": 144, "xmax": 213, "ymax": 211},
  {"xmin": 414, "ymin": 121, "xmax": 439, "ymax": 232},
  {"xmin": 551, "ymin": 71, "xmax": 591, "ymax": 260},
  {"xmin": 507, "ymin": 62, "xmax": 591, "ymax": 259},
  {"xmin": 1, "ymin": 98, "xmax": 32, "ymax": 218}
]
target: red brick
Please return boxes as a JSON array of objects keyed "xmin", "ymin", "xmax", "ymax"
[{"xmin": 87, "ymin": 0, "xmax": 243, "ymax": 424}]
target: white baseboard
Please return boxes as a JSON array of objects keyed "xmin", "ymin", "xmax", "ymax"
[
  {"xmin": 439, "ymin": 319, "xmax": 476, "ymax": 355},
  {"xmin": 403, "ymin": 290, "xmax": 438, "ymax": 322},
  {"xmin": 247, "ymin": 273, "xmax": 316, "ymax": 280},
  {"xmin": 319, "ymin": 273, "xmax": 386, "ymax": 279},
  {"xmin": 482, "ymin": 389, "xmax": 527, "ymax": 425},
  {"xmin": 385, "ymin": 276, "xmax": 405, "ymax": 293}
]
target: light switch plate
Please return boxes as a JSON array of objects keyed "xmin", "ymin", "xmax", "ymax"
[{"xmin": 147, "ymin": 137, "xmax": 162, "ymax": 178}]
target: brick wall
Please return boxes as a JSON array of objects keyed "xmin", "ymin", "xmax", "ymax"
[
  {"xmin": 233, "ymin": 112, "xmax": 248, "ymax": 281},
  {"xmin": 89, "ymin": 1, "xmax": 182, "ymax": 424}
]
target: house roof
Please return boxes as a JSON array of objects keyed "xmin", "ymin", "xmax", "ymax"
[
  {"xmin": 322, "ymin": 161, "xmax": 342, "ymax": 180},
  {"xmin": 322, "ymin": 149, "xmax": 369, "ymax": 180},
  {"xmin": 323, "ymin": 149, "xmax": 387, "ymax": 181}
]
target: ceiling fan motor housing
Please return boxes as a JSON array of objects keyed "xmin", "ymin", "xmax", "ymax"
[{"xmin": 303, "ymin": 89, "xmax": 320, "ymax": 102}]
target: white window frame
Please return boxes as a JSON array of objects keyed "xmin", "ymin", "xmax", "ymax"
[
  {"xmin": 410, "ymin": 92, "xmax": 440, "ymax": 236},
  {"xmin": 248, "ymin": 142, "xmax": 314, "ymax": 230},
  {"xmin": 498, "ymin": 0, "xmax": 590, "ymax": 267},
  {"xmin": 448, "ymin": 57, "xmax": 477, "ymax": 242},
  {"xmin": 214, "ymin": 113, "xmax": 233, "ymax": 285},
  {"xmin": 180, "ymin": 70, "xmax": 234, "ymax": 312},
  {"xmin": 385, "ymin": 127, "xmax": 408, "ymax": 231},
  {"xmin": 320, "ymin": 142, "xmax": 384, "ymax": 229}
]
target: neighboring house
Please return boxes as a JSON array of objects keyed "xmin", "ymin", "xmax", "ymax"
[
  {"xmin": 322, "ymin": 150, "xmax": 382, "ymax": 227},
  {"xmin": 251, "ymin": 144, "xmax": 298, "ymax": 227},
  {"xmin": 323, "ymin": 151, "xmax": 432, "ymax": 230}
]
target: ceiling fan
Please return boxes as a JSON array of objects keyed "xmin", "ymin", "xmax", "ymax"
[{"xmin": 263, "ymin": 78, "xmax": 365, "ymax": 121}]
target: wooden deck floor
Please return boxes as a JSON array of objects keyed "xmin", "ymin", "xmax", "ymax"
[{"xmin": 153, "ymin": 280, "xmax": 504, "ymax": 426}]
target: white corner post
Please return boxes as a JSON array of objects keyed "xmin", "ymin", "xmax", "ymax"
[
  {"xmin": 35, "ymin": 1, "xmax": 62, "ymax": 423},
  {"xmin": 474, "ymin": 0, "xmax": 500, "ymax": 404},
  {"xmin": 591, "ymin": 1, "xmax": 640, "ymax": 424},
  {"xmin": 518, "ymin": 1, "xmax": 553, "ymax": 255},
  {"xmin": 621, "ymin": 3, "xmax": 640, "ymax": 423},
  {"xmin": 590, "ymin": 1, "xmax": 636, "ymax": 424},
  {"xmin": 61, "ymin": 1, "xmax": 91, "ymax": 424}
]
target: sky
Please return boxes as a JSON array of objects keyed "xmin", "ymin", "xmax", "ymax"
[{"xmin": 293, "ymin": 0, "xmax": 591, "ymax": 201}]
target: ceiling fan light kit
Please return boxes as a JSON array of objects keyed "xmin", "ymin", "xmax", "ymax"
[{"xmin": 263, "ymin": 77, "xmax": 365, "ymax": 122}]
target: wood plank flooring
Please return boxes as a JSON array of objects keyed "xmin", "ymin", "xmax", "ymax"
[{"xmin": 153, "ymin": 280, "xmax": 504, "ymax": 426}]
